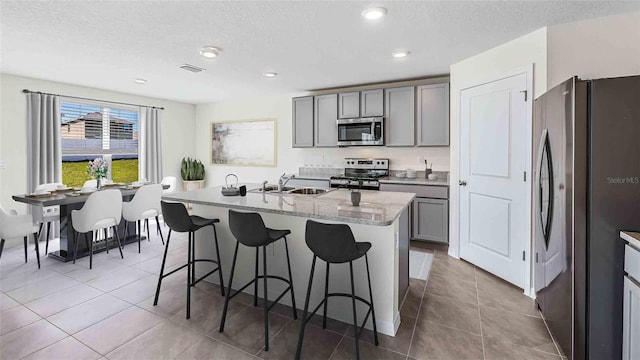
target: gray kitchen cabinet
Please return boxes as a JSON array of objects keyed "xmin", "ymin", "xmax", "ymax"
[
  {"xmin": 360, "ymin": 89, "xmax": 384, "ymax": 117},
  {"xmin": 338, "ymin": 91, "xmax": 360, "ymax": 119},
  {"xmin": 314, "ymin": 94, "xmax": 338, "ymax": 147},
  {"xmin": 623, "ymin": 242, "xmax": 640, "ymax": 360},
  {"xmin": 417, "ymin": 83, "xmax": 450, "ymax": 146},
  {"xmin": 292, "ymin": 96, "xmax": 314, "ymax": 147},
  {"xmin": 385, "ymin": 86, "xmax": 415, "ymax": 146},
  {"xmin": 412, "ymin": 198, "xmax": 449, "ymax": 243}
]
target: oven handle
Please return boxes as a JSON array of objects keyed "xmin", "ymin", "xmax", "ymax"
[{"xmin": 336, "ymin": 117, "xmax": 383, "ymax": 125}]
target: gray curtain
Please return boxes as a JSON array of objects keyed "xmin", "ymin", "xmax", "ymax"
[
  {"xmin": 27, "ymin": 93, "xmax": 62, "ymax": 192},
  {"xmin": 140, "ymin": 107, "xmax": 163, "ymax": 183}
]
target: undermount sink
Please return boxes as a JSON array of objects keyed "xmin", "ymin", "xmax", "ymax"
[
  {"xmin": 248, "ymin": 185, "xmax": 295, "ymax": 193},
  {"xmin": 287, "ymin": 187, "xmax": 329, "ymax": 195}
]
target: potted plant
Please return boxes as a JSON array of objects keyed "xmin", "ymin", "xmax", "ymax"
[
  {"xmin": 350, "ymin": 178, "xmax": 363, "ymax": 206},
  {"xmin": 87, "ymin": 157, "xmax": 109, "ymax": 190},
  {"xmin": 181, "ymin": 157, "xmax": 206, "ymax": 192}
]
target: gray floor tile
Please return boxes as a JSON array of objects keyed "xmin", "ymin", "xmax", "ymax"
[
  {"xmin": 22, "ymin": 336, "xmax": 102, "ymax": 360},
  {"xmin": 0, "ymin": 292, "xmax": 20, "ymax": 311},
  {"xmin": 476, "ymin": 267, "xmax": 540, "ymax": 317},
  {"xmin": 330, "ymin": 337, "xmax": 407, "ymax": 360},
  {"xmin": 258, "ymin": 320, "xmax": 342, "ymax": 360},
  {"xmin": 74, "ymin": 306, "xmax": 163, "ymax": 355},
  {"xmin": 47, "ymin": 294, "xmax": 131, "ymax": 334},
  {"xmin": 425, "ymin": 272, "xmax": 478, "ymax": 307},
  {"xmin": 480, "ymin": 306, "xmax": 556, "ymax": 351},
  {"xmin": 347, "ymin": 315, "xmax": 416, "ymax": 355},
  {"xmin": 168, "ymin": 286, "xmax": 245, "ymax": 334},
  {"xmin": 0, "ymin": 305, "xmax": 41, "ymax": 335},
  {"xmin": 176, "ymin": 336, "xmax": 255, "ymax": 360},
  {"xmin": 85, "ymin": 267, "xmax": 150, "ymax": 292},
  {"xmin": 105, "ymin": 321, "xmax": 201, "ymax": 360},
  {"xmin": 0, "ymin": 267, "xmax": 59, "ymax": 292},
  {"xmin": 409, "ymin": 320, "xmax": 484, "ymax": 360},
  {"xmin": 0, "ymin": 319, "xmax": 67, "ymax": 359},
  {"xmin": 418, "ymin": 292, "xmax": 481, "ymax": 335},
  {"xmin": 25, "ymin": 283, "xmax": 103, "ymax": 318},
  {"xmin": 7, "ymin": 275, "xmax": 81, "ymax": 303},
  {"xmin": 484, "ymin": 337, "xmax": 561, "ymax": 360}
]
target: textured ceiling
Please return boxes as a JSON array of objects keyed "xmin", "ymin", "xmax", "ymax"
[{"xmin": 2, "ymin": 1, "xmax": 639, "ymax": 104}]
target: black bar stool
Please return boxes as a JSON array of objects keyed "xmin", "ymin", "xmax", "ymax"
[
  {"xmin": 154, "ymin": 201, "xmax": 225, "ymax": 319},
  {"xmin": 219, "ymin": 210, "xmax": 297, "ymax": 351},
  {"xmin": 295, "ymin": 220, "xmax": 378, "ymax": 360}
]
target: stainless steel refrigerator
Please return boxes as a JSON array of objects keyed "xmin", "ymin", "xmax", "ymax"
[{"xmin": 533, "ymin": 75, "xmax": 640, "ymax": 360}]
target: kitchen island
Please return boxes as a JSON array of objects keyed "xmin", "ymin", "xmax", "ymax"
[{"xmin": 163, "ymin": 184, "xmax": 414, "ymax": 336}]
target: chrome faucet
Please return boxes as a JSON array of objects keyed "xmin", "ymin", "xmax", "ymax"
[
  {"xmin": 278, "ymin": 173, "xmax": 295, "ymax": 192},
  {"xmin": 262, "ymin": 180, "xmax": 269, "ymax": 192}
]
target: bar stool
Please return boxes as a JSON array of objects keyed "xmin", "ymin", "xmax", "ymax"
[
  {"xmin": 295, "ymin": 220, "xmax": 378, "ymax": 360},
  {"xmin": 154, "ymin": 201, "xmax": 225, "ymax": 319},
  {"xmin": 219, "ymin": 210, "xmax": 297, "ymax": 351}
]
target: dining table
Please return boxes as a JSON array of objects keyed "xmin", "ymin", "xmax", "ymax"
[{"xmin": 12, "ymin": 183, "xmax": 169, "ymax": 262}]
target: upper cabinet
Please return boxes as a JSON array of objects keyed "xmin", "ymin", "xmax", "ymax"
[
  {"xmin": 417, "ymin": 83, "xmax": 450, "ymax": 146},
  {"xmin": 338, "ymin": 92, "xmax": 360, "ymax": 119},
  {"xmin": 385, "ymin": 86, "xmax": 415, "ymax": 146},
  {"xmin": 361, "ymin": 89, "xmax": 384, "ymax": 117},
  {"xmin": 292, "ymin": 96, "xmax": 314, "ymax": 148},
  {"xmin": 314, "ymin": 94, "xmax": 338, "ymax": 147}
]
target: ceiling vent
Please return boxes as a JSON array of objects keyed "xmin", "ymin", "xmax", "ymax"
[{"xmin": 179, "ymin": 64, "xmax": 206, "ymax": 73}]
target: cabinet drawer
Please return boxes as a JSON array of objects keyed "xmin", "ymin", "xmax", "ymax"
[
  {"xmin": 379, "ymin": 183, "xmax": 448, "ymax": 199},
  {"xmin": 626, "ymin": 244, "xmax": 640, "ymax": 282}
]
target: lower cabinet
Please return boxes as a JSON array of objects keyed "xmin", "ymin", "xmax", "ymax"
[{"xmin": 412, "ymin": 198, "xmax": 448, "ymax": 243}]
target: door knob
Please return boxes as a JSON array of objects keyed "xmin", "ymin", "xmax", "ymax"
[{"xmin": 459, "ymin": 180, "xmax": 467, "ymax": 186}]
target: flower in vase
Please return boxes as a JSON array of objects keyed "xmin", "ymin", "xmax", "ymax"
[{"xmin": 87, "ymin": 158, "xmax": 109, "ymax": 179}]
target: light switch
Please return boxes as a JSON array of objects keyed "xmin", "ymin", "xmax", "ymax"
[{"xmin": 0, "ymin": 160, "xmax": 6, "ymax": 169}]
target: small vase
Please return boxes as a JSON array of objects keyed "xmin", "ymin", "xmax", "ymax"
[
  {"xmin": 351, "ymin": 191, "xmax": 361, "ymax": 207},
  {"xmin": 97, "ymin": 178, "xmax": 102, "ymax": 190}
]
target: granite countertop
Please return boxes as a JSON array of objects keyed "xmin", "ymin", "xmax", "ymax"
[
  {"xmin": 380, "ymin": 171, "xmax": 449, "ymax": 186},
  {"xmin": 293, "ymin": 174, "xmax": 334, "ymax": 181},
  {"xmin": 163, "ymin": 184, "xmax": 415, "ymax": 226},
  {"xmin": 621, "ymin": 231, "xmax": 640, "ymax": 249}
]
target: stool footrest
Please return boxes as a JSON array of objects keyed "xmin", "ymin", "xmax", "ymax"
[
  {"xmin": 226, "ymin": 275, "xmax": 293, "ymax": 303},
  {"xmin": 191, "ymin": 266, "xmax": 222, "ymax": 287}
]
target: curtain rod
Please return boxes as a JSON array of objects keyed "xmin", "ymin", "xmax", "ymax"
[{"xmin": 22, "ymin": 89, "xmax": 165, "ymax": 110}]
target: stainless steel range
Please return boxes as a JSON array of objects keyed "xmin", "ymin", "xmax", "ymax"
[{"xmin": 329, "ymin": 158, "xmax": 389, "ymax": 190}]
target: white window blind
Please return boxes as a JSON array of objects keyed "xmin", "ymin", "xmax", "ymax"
[{"xmin": 60, "ymin": 101, "xmax": 139, "ymax": 159}]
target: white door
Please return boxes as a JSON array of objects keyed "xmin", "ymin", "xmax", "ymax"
[{"xmin": 459, "ymin": 72, "xmax": 529, "ymax": 288}]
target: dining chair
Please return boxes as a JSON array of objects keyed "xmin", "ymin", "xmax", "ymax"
[
  {"xmin": 0, "ymin": 206, "xmax": 41, "ymax": 268},
  {"xmin": 33, "ymin": 182, "xmax": 63, "ymax": 254},
  {"xmin": 122, "ymin": 184, "xmax": 164, "ymax": 253},
  {"xmin": 82, "ymin": 179, "xmax": 97, "ymax": 189},
  {"xmin": 161, "ymin": 176, "xmax": 177, "ymax": 194},
  {"xmin": 71, "ymin": 189, "xmax": 124, "ymax": 269}
]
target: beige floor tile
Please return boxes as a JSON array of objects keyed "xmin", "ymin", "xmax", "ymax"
[
  {"xmin": 418, "ymin": 292, "xmax": 481, "ymax": 335},
  {"xmin": 74, "ymin": 306, "xmax": 163, "ymax": 355},
  {"xmin": 430, "ymin": 256, "xmax": 476, "ymax": 279},
  {"xmin": 409, "ymin": 320, "xmax": 484, "ymax": 360},
  {"xmin": 0, "ymin": 292, "xmax": 20, "ymax": 311},
  {"xmin": 23, "ymin": 336, "xmax": 102, "ymax": 360},
  {"xmin": 137, "ymin": 283, "xmax": 189, "ymax": 318},
  {"xmin": 425, "ymin": 273, "xmax": 478, "ymax": 307},
  {"xmin": 168, "ymin": 286, "xmax": 245, "ymax": 334},
  {"xmin": 7, "ymin": 275, "xmax": 81, "ymax": 303},
  {"xmin": 484, "ymin": 337, "xmax": 561, "ymax": 360},
  {"xmin": 210, "ymin": 306, "xmax": 290, "ymax": 354},
  {"xmin": 25, "ymin": 283, "xmax": 103, "ymax": 318},
  {"xmin": 47, "ymin": 294, "xmax": 131, "ymax": 334},
  {"xmin": 105, "ymin": 321, "xmax": 201, "ymax": 360},
  {"xmin": 176, "ymin": 336, "xmax": 255, "ymax": 360},
  {"xmin": 347, "ymin": 315, "xmax": 416, "ymax": 355},
  {"xmin": 0, "ymin": 305, "xmax": 41, "ymax": 335},
  {"xmin": 330, "ymin": 337, "xmax": 407, "ymax": 360},
  {"xmin": 476, "ymin": 267, "xmax": 540, "ymax": 317},
  {"xmin": 0, "ymin": 319, "xmax": 67, "ymax": 359},
  {"xmin": 86, "ymin": 267, "xmax": 150, "ymax": 292},
  {"xmin": 400, "ymin": 279, "xmax": 426, "ymax": 318},
  {"xmin": 480, "ymin": 306, "xmax": 556, "ymax": 351},
  {"xmin": 258, "ymin": 320, "xmax": 342, "ymax": 360}
]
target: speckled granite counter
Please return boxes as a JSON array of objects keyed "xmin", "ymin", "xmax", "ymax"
[
  {"xmin": 621, "ymin": 231, "xmax": 640, "ymax": 249},
  {"xmin": 380, "ymin": 171, "xmax": 449, "ymax": 186},
  {"xmin": 163, "ymin": 184, "xmax": 415, "ymax": 226}
]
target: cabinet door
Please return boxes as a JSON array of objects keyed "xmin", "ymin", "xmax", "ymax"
[
  {"xmin": 385, "ymin": 87, "xmax": 415, "ymax": 146},
  {"xmin": 623, "ymin": 276, "xmax": 640, "ymax": 360},
  {"xmin": 412, "ymin": 198, "xmax": 448, "ymax": 243},
  {"xmin": 361, "ymin": 89, "xmax": 384, "ymax": 117},
  {"xmin": 292, "ymin": 96, "xmax": 314, "ymax": 147},
  {"xmin": 417, "ymin": 83, "xmax": 450, "ymax": 146},
  {"xmin": 338, "ymin": 91, "xmax": 360, "ymax": 119},
  {"xmin": 314, "ymin": 94, "xmax": 338, "ymax": 147}
]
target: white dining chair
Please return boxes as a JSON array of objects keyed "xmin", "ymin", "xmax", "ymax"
[
  {"xmin": 0, "ymin": 207, "xmax": 41, "ymax": 268},
  {"xmin": 122, "ymin": 184, "xmax": 164, "ymax": 253},
  {"xmin": 71, "ymin": 189, "xmax": 124, "ymax": 269},
  {"xmin": 34, "ymin": 182, "xmax": 63, "ymax": 254},
  {"xmin": 161, "ymin": 176, "xmax": 177, "ymax": 194}
]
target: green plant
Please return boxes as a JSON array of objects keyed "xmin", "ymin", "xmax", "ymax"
[{"xmin": 181, "ymin": 157, "xmax": 205, "ymax": 181}]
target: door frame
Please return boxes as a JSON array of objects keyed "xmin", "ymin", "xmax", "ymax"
[{"xmin": 454, "ymin": 64, "xmax": 534, "ymax": 297}]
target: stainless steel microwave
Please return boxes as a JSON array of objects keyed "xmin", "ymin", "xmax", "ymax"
[{"xmin": 337, "ymin": 117, "xmax": 384, "ymax": 146}]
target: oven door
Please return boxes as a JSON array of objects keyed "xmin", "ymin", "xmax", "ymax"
[{"xmin": 337, "ymin": 118, "xmax": 383, "ymax": 146}]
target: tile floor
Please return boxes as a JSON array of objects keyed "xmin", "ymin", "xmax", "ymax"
[{"xmin": 0, "ymin": 229, "xmax": 563, "ymax": 359}]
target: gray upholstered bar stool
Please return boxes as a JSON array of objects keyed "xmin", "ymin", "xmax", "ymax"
[
  {"xmin": 219, "ymin": 209, "xmax": 297, "ymax": 351},
  {"xmin": 295, "ymin": 220, "xmax": 379, "ymax": 360}
]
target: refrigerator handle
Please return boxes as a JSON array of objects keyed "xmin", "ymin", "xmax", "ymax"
[{"xmin": 536, "ymin": 129, "xmax": 554, "ymax": 250}]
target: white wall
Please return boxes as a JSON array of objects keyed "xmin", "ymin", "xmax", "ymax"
[
  {"xmin": 195, "ymin": 95, "xmax": 451, "ymax": 187},
  {"xmin": 547, "ymin": 11, "xmax": 640, "ymax": 89},
  {"xmin": 448, "ymin": 27, "xmax": 548, "ymax": 257},
  {"xmin": 0, "ymin": 73, "xmax": 196, "ymax": 211}
]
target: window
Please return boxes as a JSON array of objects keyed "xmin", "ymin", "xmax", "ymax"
[{"xmin": 60, "ymin": 101, "xmax": 139, "ymax": 187}]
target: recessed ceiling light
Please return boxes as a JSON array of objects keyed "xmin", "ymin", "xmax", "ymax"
[
  {"xmin": 134, "ymin": 78, "xmax": 146, "ymax": 84},
  {"xmin": 199, "ymin": 46, "xmax": 220, "ymax": 59},
  {"xmin": 392, "ymin": 50, "xmax": 410, "ymax": 58},
  {"xmin": 262, "ymin": 72, "xmax": 277, "ymax": 78},
  {"xmin": 362, "ymin": 7, "xmax": 387, "ymax": 20}
]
